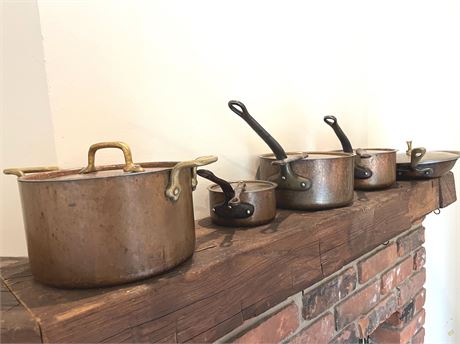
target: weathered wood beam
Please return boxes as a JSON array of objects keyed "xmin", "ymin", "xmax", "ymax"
[{"xmin": 0, "ymin": 173, "xmax": 456, "ymax": 343}]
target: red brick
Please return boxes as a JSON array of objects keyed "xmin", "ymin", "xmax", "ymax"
[
  {"xmin": 412, "ymin": 327, "xmax": 425, "ymax": 344},
  {"xmin": 413, "ymin": 247, "xmax": 426, "ymax": 270},
  {"xmin": 413, "ymin": 288, "xmax": 426, "ymax": 314},
  {"xmin": 358, "ymin": 244, "xmax": 398, "ymax": 283},
  {"xmin": 357, "ymin": 293, "xmax": 398, "ymax": 338},
  {"xmin": 385, "ymin": 288, "xmax": 426, "ymax": 330},
  {"xmin": 286, "ymin": 313, "xmax": 334, "ymax": 344},
  {"xmin": 397, "ymin": 227, "xmax": 425, "ymax": 257},
  {"xmin": 329, "ymin": 323, "xmax": 359, "ymax": 344},
  {"xmin": 385, "ymin": 300, "xmax": 415, "ymax": 328},
  {"xmin": 398, "ymin": 268, "xmax": 426, "ymax": 306},
  {"xmin": 371, "ymin": 309, "xmax": 425, "ymax": 344},
  {"xmin": 302, "ymin": 267, "xmax": 356, "ymax": 320},
  {"xmin": 380, "ymin": 256, "xmax": 413, "ymax": 295},
  {"xmin": 233, "ymin": 303, "xmax": 299, "ymax": 344},
  {"xmin": 335, "ymin": 280, "xmax": 380, "ymax": 330}
]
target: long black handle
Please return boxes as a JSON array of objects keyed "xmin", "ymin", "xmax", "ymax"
[
  {"xmin": 323, "ymin": 116, "xmax": 353, "ymax": 153},
  {"xmin": 196, "ymin": 169, "xmax": 235, "ymax": 203},
  {"xmin": 228, "ymin": 100, "xmax": 288, "ymax": 160}
]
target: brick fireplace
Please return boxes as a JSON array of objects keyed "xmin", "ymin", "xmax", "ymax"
[
  {"xmin": 219, "ymin": 224, "xmax": 426, "ymax": 343},
  {"xmin": 0, "ymin": 173, "xmax": 456, "ymax": 343}
]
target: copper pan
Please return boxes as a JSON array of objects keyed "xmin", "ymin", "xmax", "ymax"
[
  {"xmin": 197, "ymin": 169, "xmax": 277, "ymax": 227},
  {"xmin": 324, "ymin": 116, "xmax": 397, "ymax": 190},
  {"xmin": 228, "ymin": 101, "xmax": 355, "ymax": 210}
]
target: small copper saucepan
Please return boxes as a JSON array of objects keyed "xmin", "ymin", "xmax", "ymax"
[
  {"xmin": 197, "ymin": 169, "xmax": 277, "ymax": 227},
  {"xmin": 324, "ymin": 116, "xmax": 397, "ymax": 190}
]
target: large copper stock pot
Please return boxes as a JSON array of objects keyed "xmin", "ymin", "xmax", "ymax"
[{"xmin": 4, "ymin": 142, "xmax": 217, "ymax": 288}]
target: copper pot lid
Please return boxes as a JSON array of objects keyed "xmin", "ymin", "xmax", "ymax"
[
  {"xmin": 397, "ymin": 141, "xmax": 460, "ymax": 165},
  {"xmin": 208, "ymin": 180, "xmax": 277, "ymax": 193},
  {"xmin": 4, "ymin": 142, "xmax": 217, "ymax": 182},
  {"xmin": 259, "ymin": 151, "xmax": 355, "ymax": 162},
  {"xmin": 15, "ymin": 163, "xmax": 176, "ymax": 182},
  {"xmin": 4, "ymin": 142, "xmax": 218, "ymax": 203},
  {"xmin": 332, "ymin": 148, "xmax": 397, "ymax": 156}
]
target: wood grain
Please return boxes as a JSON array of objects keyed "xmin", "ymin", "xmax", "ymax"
[
  {"xmin": 0, "ymin": 173, "xmax": 456, "ymax": 343},
  {"xmin": 1, "ymin": 280, "xmax": 42, "ymax": 343},
  {"xmin": 438, "ymin": 172, "xmax": 457, "ymax": 208}
]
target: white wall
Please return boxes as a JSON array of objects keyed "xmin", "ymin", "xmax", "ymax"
[
  {"xmin": 1, "ymin": 0, "xmax": 57, "ymax": 256},
  {"xmin": 1, "ymin": 1, "xmax": 459, "ymax": 342}
]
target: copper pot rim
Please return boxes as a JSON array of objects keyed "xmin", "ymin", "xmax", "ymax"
[
  {"xmin": 333, "ymin": 148, "xmax": 398, "ymax": 155},
  {"xmin": 17, "ymin": 161, "xmax": 180, "ymax": 183},
  {"xmin": 207, "ymin": 180, "xmax": 278, "ymax": 193},
  {"xmin": 259, "ymin": 151, "xmax": 355, "ymax": 161}
]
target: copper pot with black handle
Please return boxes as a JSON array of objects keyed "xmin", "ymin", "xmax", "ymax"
[
  {"xmin": 197, "ymin": 169, "xmax": 277, "ymax": 227},
  {"xmin": 324, "ymin": 115, "xmax": 397, "ymax": 190},
  {"xmin": 229, "ymin": 100, "xmax": 355, "ymax": 210},
  {"xmin": 4, "ymin": 142, "xmax": 217, "ymax": 288}
]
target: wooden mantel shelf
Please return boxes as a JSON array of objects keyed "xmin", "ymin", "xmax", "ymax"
[{"xmin": 1, "ymin": 173, "xmax": 457, "ymax": 343}]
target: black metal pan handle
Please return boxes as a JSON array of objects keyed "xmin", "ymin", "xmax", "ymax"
[
  {"xmin": 197, "ymin": 169, "xmax": 254, "ymax": 219},
  {"xmin": 323, "ymin": 116, "xmax": 353, "ymax": 153},
  {"xmin": 196, "ymin": 169, "xmax": 235, "ymax": 202},
  {"xmin": 228, "ymin": 100, "xmax": 287, "ymax": 161},
  {"xmin": 229, "ymin": 100, "xmax": 311, "ymax": 191},
  {"xmin": 323, "ymin": 116, "xmax": 372, "ymax": 179}
]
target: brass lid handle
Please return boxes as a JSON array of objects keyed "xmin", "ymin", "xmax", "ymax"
[
  {"xmin": 80, "ymin": 142, "xmax": 144, "ymax": 174},
  {"xmin": 406, "ymin": 141, "xmax": 413, "ymax": 156}
]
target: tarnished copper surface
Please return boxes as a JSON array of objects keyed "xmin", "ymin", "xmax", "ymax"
[
  {"xmin": 354, "ymin": 149, "xmax": 397, "ymax": 190},
  {"xmin": 208, "ymin": 180, "xmax": 277, "ymax": 227},
  {"xmin": 16, "ymin": 162, "xmax": 196, "ymax": 288},
  {"xmin": 258, "ymin": 152, "xmax": 355, "ymax": 210}
]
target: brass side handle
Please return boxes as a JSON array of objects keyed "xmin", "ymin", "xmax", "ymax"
[
  {"xmin": 166, "ymin": 155, "xmax": 218, "ymax": 202},
  {"xmin": 3, "ymin": 166, "xmax": 59, "ymax": 177},
  {"xmin": 410, "ymin": 147, "xmax": 427, "ymax": 170},
  {"xmin": 80, "ymin": 142, "xmax": 144, "ymax": 174}
]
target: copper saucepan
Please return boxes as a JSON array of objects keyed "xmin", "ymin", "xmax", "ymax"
[
  {"xmin": 228, "ymin": 101, "xmax": 355, "ymax": 210},
  {"xmin": 197, "ymin": 169, "xmax": 277, "ymax": 227},
  {"xmin": 324, "ymin": 116, "xmax": 397, "ymax": 190},
  {"xmin": 4, "ymin": 142, "xmax": 217, "ymax": 288}
]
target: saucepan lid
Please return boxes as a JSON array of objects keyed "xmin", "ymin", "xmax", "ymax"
[
  {"xmin": 397, "ymin": 141, "xmax": 460, "ymax": 166},
  {"xmin": 208, "ymin": 180, "xmax": 277, "ymax": 193}
]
